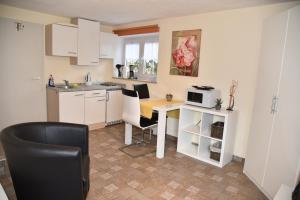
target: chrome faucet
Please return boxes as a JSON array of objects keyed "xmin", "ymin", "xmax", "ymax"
[{"xmin": 63, "ymin": 80, "xmax": 70, "ymax": 88}]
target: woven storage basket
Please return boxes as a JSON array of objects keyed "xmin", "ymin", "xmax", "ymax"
[
  {"xmin": 209, "ymin": 142, "xmax": 221, "ymax": 161},
  {"xmin": 211, "ymin": 121, "xmax": 224, "ymax": 139}
]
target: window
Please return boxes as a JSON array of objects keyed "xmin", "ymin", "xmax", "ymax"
[{"xmin": 124, "ymin": 34, "xmax": 159, "ymax": 82}]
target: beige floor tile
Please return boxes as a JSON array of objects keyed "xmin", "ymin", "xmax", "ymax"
[{"xmin": 0, "ymin": 123, "xmax": 267, "ymax": 200}]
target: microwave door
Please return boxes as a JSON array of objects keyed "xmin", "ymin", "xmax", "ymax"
[{"xmin": 187, "ymin": 92, "xmax": 203, "ymax": 103}]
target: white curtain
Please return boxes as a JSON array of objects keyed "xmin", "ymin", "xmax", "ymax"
[
  {"xmin": 144, "ymin": 42, "xmax": 158, "ymax": 61},
  {"xmin": 125, "ymin": 43, "xmax": 139, "ymax": 60}
]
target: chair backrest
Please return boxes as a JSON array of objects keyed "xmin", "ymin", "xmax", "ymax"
[
  {"xmin": 133, "ymin": 84, "xmax": 150, "ymax": 99},
  {"xmin": 122, "ymin": 88, "xmax": 140, "ymax": 127}
]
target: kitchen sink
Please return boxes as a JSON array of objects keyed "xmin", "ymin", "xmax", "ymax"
[
  {"xmin": 100, "ymin": 82, "xmax": 118, "ymax": 86},
  {"xmin": 55, "ymin": 83, "xmax": 82, "ymax": 89}
]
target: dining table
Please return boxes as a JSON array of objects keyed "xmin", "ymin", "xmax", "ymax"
[{"xmin": 124, "ymin": 98, "xmax": 184, "ymax": 159}]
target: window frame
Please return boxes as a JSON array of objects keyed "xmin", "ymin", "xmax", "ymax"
[{"xmin": 123, "ymin": 34, "xmax": 159, "ymax": 82}]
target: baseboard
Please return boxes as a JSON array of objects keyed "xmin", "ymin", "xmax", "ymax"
[
  {"xmin": 232, "ymin": 155, "xmax": 244, "ymax": 163},
  {"xmin": 88, "ymin": 122, "xmax": 106, "ymax": 130}
]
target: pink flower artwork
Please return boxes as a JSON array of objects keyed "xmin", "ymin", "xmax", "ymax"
[{"xmin": 170, "ymin": 30, "xmax": 201, "ymax": 77}]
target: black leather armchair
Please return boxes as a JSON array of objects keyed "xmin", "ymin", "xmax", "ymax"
[{"xmin": 0, "ymin": 122, "xmax": 90, "ymax": 200}]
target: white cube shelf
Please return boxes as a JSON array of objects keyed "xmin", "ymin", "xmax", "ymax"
[{"xmin": 177, "ymin": 104, "xmax": 237, "ymax": 168}]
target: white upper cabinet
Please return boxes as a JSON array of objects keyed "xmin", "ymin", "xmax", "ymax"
[
  {"xmin": 99, "ymin": 32, "xmax": 117, "ymax": 59},
  {"xmin": 45, "ymin": 23, "xmax": 78, "ymax": 57},
  {"xmin": 71, "ymin": 18, "xmax": 100, "ymax": 66}
]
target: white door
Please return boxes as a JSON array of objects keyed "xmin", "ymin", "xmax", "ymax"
[
  {"xmin": 0, "ymin": 17, "xmax": 45, "ymax": 130},
  {"xmin": 51, "ymin": 24, "xmax": 77, "ymax": 57},
  {"xmin": 106, "ymin": 90, "xmax": 123, "ymax": 123},
  {"xmin": 262, "ymin": 6, "xmax": 300, "ymax": 197},
  {"xmin": 59, "ymin": 92, "xmax": 85, "ymax": 124},
  {"xmin": 85, "ymin": 96, "xmax": 106, "ymax": 124},
  {"xmin": 244, "ymin": 11, "xmax": 289, "ymax": 186}
]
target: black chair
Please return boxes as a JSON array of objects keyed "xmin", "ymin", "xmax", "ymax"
[
  {"xmin": 293, "ymin": 182, "xmax": 300, "ymax": 200},
  {"xmin": 133, "ymin": 83, "xmax": 159, "ymax": 121},
  {"xmin": 0, "ymin": 122, "xmax": 90, "ymax": 200},
  {"xmin": 133, "ymin": 84, "xmax": 150, "ymax": 99}
]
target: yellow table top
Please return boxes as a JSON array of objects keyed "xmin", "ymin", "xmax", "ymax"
[{"xmin": 140, "ymin": 99, "xmax": 183, "ymax": 119}]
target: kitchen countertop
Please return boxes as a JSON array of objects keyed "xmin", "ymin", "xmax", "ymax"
[{"xmin": 46, "ymin": 82, "xmax": 125, "ymax": 92}]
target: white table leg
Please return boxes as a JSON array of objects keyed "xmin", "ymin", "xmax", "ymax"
[
  {"xmin": 125, "ymin": 122, "xmax": 132, "ymax": 145},
  {"xmin": 156, "ymin": 110, "xmax": 167, "ymax": 158}
]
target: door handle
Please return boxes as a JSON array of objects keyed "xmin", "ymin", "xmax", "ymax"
[
  {"xmin": 270, "ymin": 96, "xmax": 279, "ymax": 114},
  {"xmin": 74, "ymin": 94, "xmax": 84, "ymax": 96}
]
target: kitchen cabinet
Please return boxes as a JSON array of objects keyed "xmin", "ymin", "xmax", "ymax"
[
  {"xmin": 45, "ymin": 23, "xmax": 78, "ymax": 57},
  {"xmin": 106, "ymin": 90, "xmax": 123, "ymax": 125},
  {"xmin": 47, "ymin": 89, "xmax": 106, "ymax": 128},
  {"xmin": 84, "ymin": 90, "xmax": 106, "ymax": 125},
  {"xmin": 99, "ymin": 32, "xmax": 117, "ymax": 59},
  {"xmin": 59, "ymin": 91, "xmax": 85, "ymax": 124},
  {"xmin": 244, "ymin": 5, "xmax": 300, "ymax": 199},
  {"xmin": 71, "ymin": 18, "xmax": 100, "ymax": 66}
]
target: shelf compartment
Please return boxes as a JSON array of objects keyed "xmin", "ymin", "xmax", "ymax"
[
  {"xmin": 182, "ymin": 124, "xmax": 201, "ymax": 135},
  {"xmin": 179, "ymin": 107, "xmax": 202, "ymax": 129},
  {"xmin": 177, "ymin": 131, "xmax": 200, "ymax": 158},
  {"xmin": 200, "ymin": 130, "xmax": 222, "ymax": 142},
  {"xmin": 201, "ymin": 113, "xmax": 225, "ymax": 140},
  {"xmin": 199, "ymin": 137, "xmax": 222, "ymax": 165}
]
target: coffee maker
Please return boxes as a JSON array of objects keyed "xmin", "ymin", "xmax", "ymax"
[{"xmin": 129, "ymin": 65, "xmax": 135, "ymax": 79}]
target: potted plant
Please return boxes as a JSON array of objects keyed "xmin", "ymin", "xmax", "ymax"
[{"xmin": 215, "ymin": 98, "xmax": 223, "ymax": 110}]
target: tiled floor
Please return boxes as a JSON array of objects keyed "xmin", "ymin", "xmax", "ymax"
[{"xmin": 0, "ymin": 124, "xmax": 267, "ymax": 200}]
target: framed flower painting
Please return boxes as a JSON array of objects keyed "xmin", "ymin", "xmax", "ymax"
[{"xmin": 169, "ymin": 29, "xmax": 201, "ymax": 77}]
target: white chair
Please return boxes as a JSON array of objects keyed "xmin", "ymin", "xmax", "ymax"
[{"xmin": 121, "ymin": 88, "xmax": 157, "ymax": 145}]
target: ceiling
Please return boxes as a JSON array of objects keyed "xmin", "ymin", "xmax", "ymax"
[{"xmin": 0, "ymin": 0, "xmax": 298, "ymax": 25}]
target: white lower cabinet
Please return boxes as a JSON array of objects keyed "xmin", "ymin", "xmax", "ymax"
[
  {"xmin": 177, "ymin": 105, "xmax": 237, "ymax": 168},
  {"xmin": 47, "ymin": 89, "xmax": 107, "ymax": 126},
  {"xmin": 59, "ymin": 91, "xmax": 85, "ymax": 124},
  {"xmin": 84, "ymin": 96, "xmax": 106, "ymax": 125}
]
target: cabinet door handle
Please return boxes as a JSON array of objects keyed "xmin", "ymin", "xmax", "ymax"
[
  {"xmin": 91, "ymin": 61, "xmax": 98, "ymax": 64},
  {"xmin": 106, "ymin": 92, "xmax": 109, "ymax": 102},
  {"xmin": 93, "ymin": 93, "xmax": 100, "ymax": 95},
  {"xmin": 74, "ymin": 94, "xmax": 84, "ymax": 96},
  {"xmin": 68, "ymin": 51, "xmax": 77, "ymax": 55},
  {"xmin": 98, "ymin": 99, "xmax": 105, "ymax": 101}
]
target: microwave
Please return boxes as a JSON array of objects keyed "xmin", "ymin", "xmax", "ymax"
[{"xmin": 186, "ymin": 87, "xmax": 220, "ymax": 108}]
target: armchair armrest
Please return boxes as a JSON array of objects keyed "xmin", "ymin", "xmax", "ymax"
[{"xmin": 44, "ymin": 122, "xmax": 89, "ymax": 155}]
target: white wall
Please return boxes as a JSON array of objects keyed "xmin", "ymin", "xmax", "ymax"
[
  {"xmin": 108, "ymin": 2, "xmax": 299, "ymax": 157},
  {"xmin": 0, "ymin": 4, "xmax": 114, "ymax": 84}
]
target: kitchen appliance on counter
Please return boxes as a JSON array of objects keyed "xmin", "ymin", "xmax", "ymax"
[
  {"xmin": 115, "ymin": 64, "xmax": 124, "ymax": 78},
  {"xmin": 186, "ymin": 86, "xmax": 220, "ymax": 108},
  {"xmin": 84, "ymin": 72, "xmax": 92, "ymax": 86}
]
